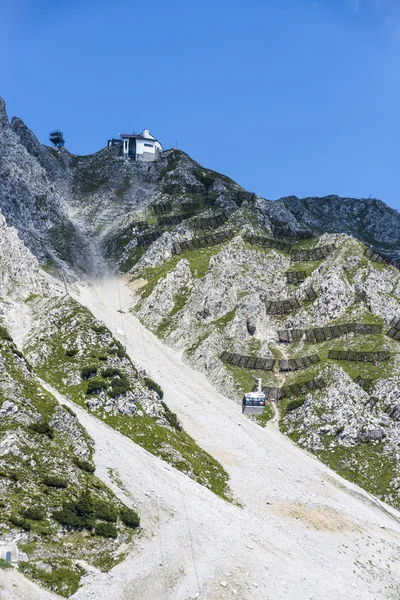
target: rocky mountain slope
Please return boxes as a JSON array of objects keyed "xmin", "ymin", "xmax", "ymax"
[
  {"xmin": 1, "ymin": 96, "xmax": 400, "ymax": 597},
  {"xmin": 0, "ymin": 215, "xmax": 142, "ymax": 596}
]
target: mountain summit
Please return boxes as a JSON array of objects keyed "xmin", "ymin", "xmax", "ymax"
[{"xmin": 1, "ymin": 98, "xmax": 400, "ymax": 598}]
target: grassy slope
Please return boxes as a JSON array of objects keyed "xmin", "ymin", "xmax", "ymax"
[
  {"xmin": 24, "ymin": 295, "xmax": 231, "ymax": 501},
  {"xmin": 0, "ymin": 325, "xmax": 139, "ymax": 597}
]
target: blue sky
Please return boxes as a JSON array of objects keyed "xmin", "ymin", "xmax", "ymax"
[{"xmin": 2, "ymin": 0, "xmax": 400, "ymax": 210}]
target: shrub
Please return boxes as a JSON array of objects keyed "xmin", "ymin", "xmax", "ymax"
[
  {"xmin": 94, "ymin": 522, "xmax": 117, "ymax": 538},
  {"xmin": 62, "ymin": 405, "xmax": 76, "ymax": 417},
  {"xmin": 73, "ymin": 457, "xmax": 95, "ymax": 473},
  {"xmin": 81, "ymin": 365, "xmax": 98, "ymax": 380},
  {"xmin": 101, "ymin": 367, "xmax": 123, "ymax": 378},
  {"xmin": 0, "ymin": 500, "xmax": 6, "ymax": 508},
  {"xmin": 8, "ymin": 472, "xmax": 19, "ymax": 482},
  {"xmin": 286, "ymin": 397, "xmax": 306, "ymax": 413},
  {"xmin": 120, "ymin": 507, "xmax": 140, "ymax": 529},
  {"xmin": 86, "ymin": 377, "xmax": 108, "ymax": 395},
  {"xmin": 161, "ymin": 401, "xmax": 181, "ymax": 431},
  {"xmin": 0, "ymin": 326, "xmax": 12, "ymax": 341},
  {"xmin": 53, "ymin": 490, "xmax": 94, "ymax": 531},
  {"xmin": 28, "ymin": 421, "xmax": 54, "ymax": 439},
  {"xmin": 9, "ymin": 514, "xmax": 31, "ymax": 531},
  {"xmin": 108, "ymin": 375, "xmax": 130, "ymax": 398},
  {"xmin": 21, "ymin": 506, "xmax": 45, "ymax": 521},
  {"xmin": 92, "ymin": 324, "xmax": 107, "ymax": 334},
  {"xmin": 12, "ymin": 348, "xmax": 24, "ymax": 359},
  {"xmin": 65, "ymin": 348, "xmax": 78, "ymax": 357},
  {"xmin": 94, "ymin": 500, "xmax": 118, "ymax": 522},
  {"xmin": 43, "ymin": 475, "xmax": 68, "ymax": 489},
  {"xmin": 98, "ymin": 354, "xmax": 108, "ymax": 361},
  {"xmin": 144, "ymin": 378, "xmax": 164, "ymax": 399},
  {"xmin": 18, "ymin": 562, "xmax": 82, "ymax": 597},
  {"xmin": 0, "ymin": 558, "xmax": 12, "ymax": 568}
]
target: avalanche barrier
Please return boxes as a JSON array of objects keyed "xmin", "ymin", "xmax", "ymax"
[
  {"xmin": 137, "ymin": 230, "xmax": 164, "ymax": 246},
  {"xmin": 278, "ymin": 354, "xmax": 320, "ymax": 371},
  {"xmin": 131, "ymin": 221, "xmax": 148, "ymax": 231},
  {"xmin": 286, "ymin": 271, "xmax": 307, "ymax": 284},
  {"xmin": 290, "ymin": 244, "xmax": 336, "ymax": 263},
  {"xmin": 243, "ymin": 233, "xmax": 292, "ymax": 253},
  {"xmin": 364, "ymin": 247, "xmax": 392, "ymax": 265},
  {"xmin": 236, "ymin": 190, "xmax": 256, "ymax": 205},
  {"xmin": 282, "ymin": 377, "xmax": 326, "ymax": 398},
  {"xmin": 172, "ymin": 230, "xmax": 234, "ymax": 255},
  {"xmin": 265, "ymin": 298, "xmax": 301, "ymax": 314},
  {"xmin": 272, "ymin": 226, "xmax": 314, "ymax": 240},
  {"xmin": 192, "ymin": 213, "xmax": 228, "ymax": 229},
  {"xmin": 387, "ymin": 317, "xmax": 400, "ymax": 340},
  {"xmin": 157, "ymin": 213, "xmax": 195, "ymax": 226},
  {"xmin": 262, "ymin": 378, "xmax": 326, "ymax": 400},
  {"xmin": 262, "ymin": 387, "xmax": 283, "ymax": 401},
  {"xmin": 302, "ymin": 287, "xmax": 318, "ymax": 301},
  {"xmin": 328, "ymin": 350, "xmax": 390, "ymax": 362},
  {"xmin": 220, "ymin": 351, "xmax": 275, "ymax": 371},
  {"xmin": 305, "ymin": 323, "xmax": 382, "ymax": 342},
  {"xmin": 181, "ymin": 201, "xmax": 200, "ymax": 211},
  {"xmin": 152, "ymin": 201, "xmax": 173, "ymax": 215},
  {"xmin": 278, "ymin": 329, "xmax": 304, "ymax": 343},
  {"xmin": 354, "ymin": 376, "xmax": 373, "ymax": 392}
]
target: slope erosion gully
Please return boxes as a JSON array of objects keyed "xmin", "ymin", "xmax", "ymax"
[{"xmin": 60, "ymin": 273, "xmax": 400, "ymax": 600}]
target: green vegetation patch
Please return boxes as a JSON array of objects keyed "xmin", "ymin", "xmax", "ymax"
[
  {"xmin": 104, "ymin": 411, "xmax": 230, "ymax": 500},
  {"xmin": 24, "ymin": 296, "xmax": 231, "ymax": 502},
  {"xmin": 19, "ymin": 560, "xmax": 85, "ymax": 598},
  {"xmin": 317, "ymin": 439, "xmax": 399, "ymax": 510},
  {"xmin": 0, "ymin": 326, "xmax": 140, "ymax": 597}
]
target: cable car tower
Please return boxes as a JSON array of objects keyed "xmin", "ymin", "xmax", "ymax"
[
  {"xmin": 49, "ymin": 130, "xmax": 65, "ymax": 148},
  {"xmin": 242, "ymin": 377, "xmax": 266, "ymax": 415}
]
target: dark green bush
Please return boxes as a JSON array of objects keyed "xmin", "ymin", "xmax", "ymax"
[
  {"xmin": 286, "ymin": 397, "xmax": 306, "ymax": 413},
  {"xmin": 0, "ymin": 326, "xmax": 13, "ymax": 341},
  {"xmin": 0, "ymin": 500, "xmax": 6, "ymax": 508},
  {"xmin": 62, "ymin": 405, "xmax": 76, "ymax": 417},
  {"xmin": 8, "ymin": 472, "xmax": 19, "ymax": 482},
  {"xmin": 21, "ymin": 506, "xmax": 45, "ymax": 521},
  {"xmin": 120, "ymin": 507, "xmax": 140, "ymax": 529},
  {"xmin": 144, "ymin": 377, "xmax": 164, "ymax": 399},
  {"xmin": 94, "ymin": 522, "xmax": 117, "ymax": 538},
  {"xmin": 108, "ymin": 375, "xmax": 130, "ymax": 398},
  {"xmin": 43, "ymin": 475, "xmax": 68, "ymax": 488},
  {"xmin": 86, "ymin": 377, "xmax": 108, "ymax": 395},
  {"xmin": 98, "ymin": 354, "xmax": 108, "ymax": 361},
  {"xmin": 81, "ymin": 365, "xmax": 98, "ymax": 380},
  {"xmin": 92, "ymin": 324, "xmax": 107, "ymax": 334},
  {"xmin": 73, "ymin": 457, "xmax": 95, "ymax": 473},
  {"xmin": 94, "ymin": 500, "xmax": 118, "ymax": 522},
  {"xmin": 18, "ymin": 562, "xmax": 82, "ymax": 597},
  {"xmin": 28, "ymin": 421, "xmax": 54, "ymax": 439},
  {"xmin": 101, "ymin": 367, "xmax": 123, "ymax": 378},
  {"xmin": 0, "ymin": 558, "xmax": 12, "ymax": 568},
  {"xmin": 9, "ymin": 514, "xmax": 31, "ymax": 531},
  {"xmin": 53, "ymin": 490, "xmax": 94, "ymax": 531},
  {"xmin": 65, "ymin": 348, "xmax": 78, "ymax": 357},
  {"xmin": 161, "ymin": 401, "xmax": 181, "ymax": 431}
]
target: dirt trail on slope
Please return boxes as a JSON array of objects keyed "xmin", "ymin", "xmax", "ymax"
[{"xmin": 62, "ymin": 275, "xmax": 400, "ymax": 600}]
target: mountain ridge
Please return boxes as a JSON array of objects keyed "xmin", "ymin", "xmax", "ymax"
[{"xmin": 1, "ymin": 96, "xmax": 400, "ymax": 598}]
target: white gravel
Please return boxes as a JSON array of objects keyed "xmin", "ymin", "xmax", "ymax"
[{"xmin": 49, "ymin": 274, "xmax": 400, "ymax": 600}]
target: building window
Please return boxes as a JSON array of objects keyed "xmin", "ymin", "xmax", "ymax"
[{"xmin": 144, "ymin": 143, "xmax": 153, "ymax": 147}]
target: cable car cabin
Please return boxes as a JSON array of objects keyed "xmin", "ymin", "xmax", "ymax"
[{"xmin": 242, "ymin": 391, "xmax": 266, "ymax": 415}]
